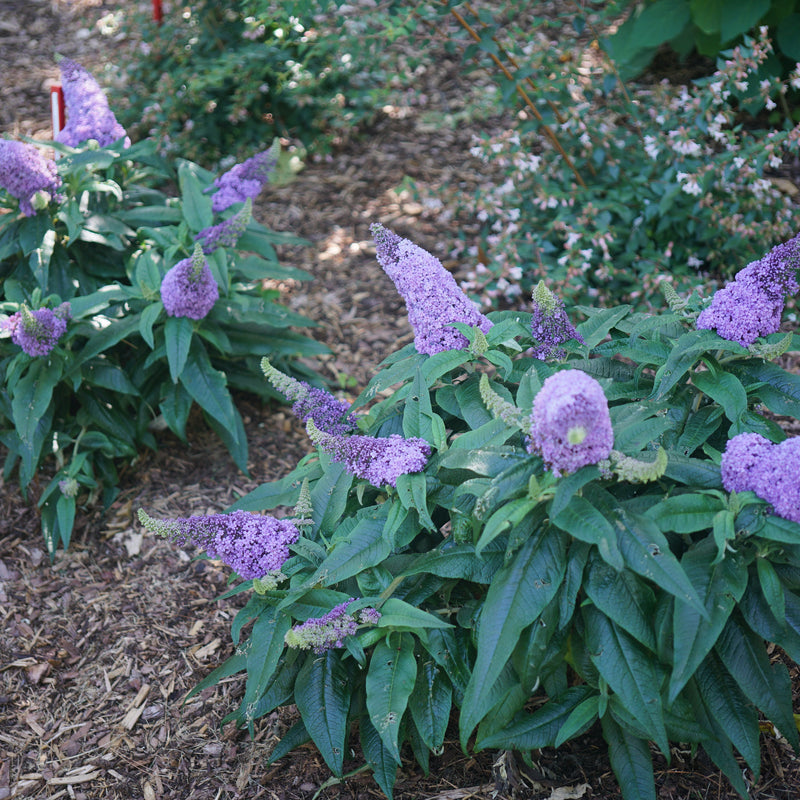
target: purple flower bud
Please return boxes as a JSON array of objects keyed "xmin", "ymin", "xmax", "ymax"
[
  {"xmin": 284, "ymin": 598, "xmax": 381, "ymax": 653},
  {"xmin": 0, "ymin": 140, "xmax": 63, "ymax": 217},
  {"xmin": 371, "ymin": 223, "xmax": 493, "ymax": 356},
  {"xmin": 208, "ymin": 141, "xmax": 279, "ymax": 213},
  {"xmin": 261, "ymin": 358, "xmax": 358, "ymax": 435},
  {"xmin": 529, "ymin": 369, "xmax": 613, "ymax": 476},
  {"xmin": 161, "ymin": 244, "xmax": 219, "ymax": 319},
  {"xmin": 306, "ymin": 419, "xmax": 431, "ymax": 488},
  {"xmin": 2, "ymin": 303, "xmax": 71, "ymax": 357},
  {"xmin": 138, "ymin": 508, "xmax": 300, "ymax": 579},
  {"xmin": 530, "ymin": 280, "xmax": 584, "ymax": 360},
  {"xmin": 696, "ymin": 234, "xmax": 800, "ymax": 347},
  {"xmin": 194, "ymin": 198, "xmax": 252, "ymax": 254},
  {"xmin": 55, "ymin": 58, "xmax": 130, "ymax": 148},
  {"xmin": 721, "ymin": 434, "xmax": 800, "ymax": 524}
]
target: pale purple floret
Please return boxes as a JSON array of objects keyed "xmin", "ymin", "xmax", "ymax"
[
  {"xmin": 208, "ymin": 148, "xmax": 278, "ymax": 213},
  {"xmin": 195, "ymin": 198, "xmax": 252, "ymax": 254},
  {"xmin": 0, "ymin": 140, "xmax": 63, "ymax": 216},
  {"xmin": 2, "ymin": 303, "xmax": 71, "ymax": 357},
  {"xmin": 161, "ymin": 246, "xmax": 220, "ymax": 319},
  {"xmin": 371, "ymin": 223, "xmax": 493, "ymax": 356},
  {"xmin": 306, "ymin": 419, "xmax": 431, "ymax": 487},
  {"xmin": 285, "ymin": 599, "xmax": 381, "ymax": 653},
  {"xmin": 696, "ymin": 234, "xmax": 800, "ymax": 347},
  {"xmin": 721, "ymin": 434, "xmax": 800, "ymax": 524},
  {"xmin": 529, "ymin": 369, "xmax": 613, "ymax": 476},
  {"xmin": 719, "ymin": 432, "xmax": 775, "ymax": 493},
  {"xmin": 55, "ymin": 58, "xmax": 129, "ymax": 148},
  {"xmin": 530, "ymin": 280, "xmax": 584, "ymax": 360},
  {"xmin": 139, "ymin": 508, "xmax": 300, "ymax": 579}
]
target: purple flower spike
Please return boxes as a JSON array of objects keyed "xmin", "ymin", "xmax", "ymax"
[
  {"xmin": 530, "ymin": 280, "xmax": 584, "ymax": 360},
  {"xmin": 284, "ymin": 599, "xmax": 381, "ymax": 653},
  {"xmin": 2, "ymin": 303, "xmax": 71, "ymax": 357},
  {"xmin": 306, "ymin": 419, "xmax": 431, "ymax": 487},
  {"xmin": 721, "ymin": 434, "xmax": 800, "ymax": 524},
  {"xmin": 195, "ymin": 198, "xmax": 252, "ymax": 254},
  {"xmin": 138, "ymin": 508, "xmax": 300, "ymax": 579},
  {"xmin": 529, "ymin": 369, "xmax": 613, "ymax": 476},
  {"xmin": 208, "ymin": 140, "xmax": 280, "ymax": 213},
  {"xmin": 161, "ymin": 244, "xmax": 220, "ymax": 319},
  {"xmin": 371, "ymin": 223, "xmax": 493, "ymax": 356},
  {"xmin": 696, "ymin": 234, "xmax": 800, "ymax": 347},
  {"xmin": 56, "ymin": 57, "xmax": 130, "ymax": 148},
  {"xmin": 0, "ymin": 140, "xmax": 63, "ymax": 216},
  {"xmin": 261, "ymin": 358, "xmax": 358, "ymax": 435}
]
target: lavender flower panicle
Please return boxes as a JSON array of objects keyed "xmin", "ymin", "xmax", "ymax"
[
  {"xmin": 207, "ymin": 140, "xmax": 280, "ymax": 213},
  {"xmin": 194, "ymin": 198, "xmax": 252, "ymax": 254},
  {"xmin": 0, "ymin": 140, "xmax": 63, "ymax": 216},
  {"xmin": 160, "ymin": 244, "xmax": 220, "ymax": 319},
  {"xmin": 261, "ymin": 358, "xmax": 358, "ymax": 435},
  {"xmin": 721, "ymin": 434, "xmax": 800, "ymax": 524},
  {"xmin": 371, "ymin": 223, "xmax": 493, "ymax": 356},
  {"xmin": 306, "ymin": 418, "xmax": 431, "ymax": 488},
  {"xmin": 137, "ymin": 508, "xmax": 300, "ymax": 579},
  {"xmin": 696, "ymin": 233, "xmax": 800, "ymax": 347},
  {"xmin": 530, "ymin": 280, "xmax": 584, "ymax": 360},
  {"xmin": 56, "ymin": 57, "xmax": 130, "ymax": 148},
  {"xmin": 284, "ymin": 599, "xmax": 381, "ymax": 653},
  {"xmin": 529, "ymin": 369, "xmax": 613, "ymax": 476},
  {"xmin": 2, "ymin": 303, "xmax": 71, "ymax": 357}
]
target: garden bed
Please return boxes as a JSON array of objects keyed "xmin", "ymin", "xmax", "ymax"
[{"xmin": 2, "ymin": 2, "xmax": 800, "ymax": 799}]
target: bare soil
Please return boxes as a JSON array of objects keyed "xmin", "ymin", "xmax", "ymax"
[{"xmin": 2, "ymin": 2, "xmax": 800, "ymax": 799}]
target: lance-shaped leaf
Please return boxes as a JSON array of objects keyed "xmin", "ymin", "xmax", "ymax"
[
  {"xmin": 460, "ymin": 526, "xmax": 566, "ymax": 742},
  {"xmin": 294, "ymin": 650, "xmax": 351, "ymax": 776}
]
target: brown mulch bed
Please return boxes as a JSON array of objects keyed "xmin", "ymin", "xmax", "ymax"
[{"xmin": 2, "ymin": 2, "xmax": 800, "ymax": 799}]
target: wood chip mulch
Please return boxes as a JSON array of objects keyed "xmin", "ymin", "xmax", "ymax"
[{"xmin": 2, "ymin": 2, "xmax": 800, "ymax": 799}]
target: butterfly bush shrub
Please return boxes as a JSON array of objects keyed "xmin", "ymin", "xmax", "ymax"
[
  {"xmin": 443, "ymin": 17, "xmax": 800, "ymax": 310},
  {"xmin": 0, "ymin": 60, "xmax": 325, "ymax": 556},
  {"xmin": 142, "ymin": 226, "xmax": 800, "ymax": 800}
]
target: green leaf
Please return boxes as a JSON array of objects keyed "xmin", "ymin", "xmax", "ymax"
[
  {"xmin": 551, "ymin": 494, "xmax": 624, "ymax": 571},
  {"xmin": 633, "ymin": 0, "xmax": 690, "ymax": 47},
  {"xmin": 460, "ymin": 527, "xmax": 566, "ymax": 742},
  {"xmin": 294, "ymin": 651, "xmax": 350, "ymax": 776},
  {"xmin": 475, "ymin": 496, "xmax": 538, "ymax": 556},
  {"xmin": 576, "ymin": 305, "xmax": 631, "ymax": 348},
  {"xmin": 554, "ymin": 694, "xmax": 599, "ymax": 748},
  {"xmin": 690, "ymin": 370, "xmax": 747, "ymax": 427},
  {"xmin": 55, "ymin": 495, "xmax": 76, "ymax": 550},
  {"xmin": 240, "ymin": 607, "xmax": 291, "ymax": 715},
  {"xmin": 584, "ymin": 605, "xmax": 669, "ymax": 756},
  {"xmin": 585, "ymin": 556, "xmax": 656, "ymax": 651},
  {"xmin": 266, "ymin": 719, "xmax": 311, "ymax": 765},
  {"xmin": 612, "ymin": 503, "xmax": 705, "ymax": 612},
  {"xmin": 408, "ymin": 659, "xmax": 452, "ymax": 751},
  {"xmin": 164, "ymin": 314, "xmax": 193, "ymax": 382},
  {"xmin": 477, "ymin": 686, "xmax": 594, "ymax": 750},
  {"xmin": 180, "ymin": 343, "xmax": 234, "ymax": 428},
  {"xmin": 646, "ymin": 492, "xmax": 723, "ymax": 534},
  {"xmin": 695, "ymin": 650, "xmax": 761, "ymax": 772},
  {"xmin": 307, "ymin": 506, "xmax": 391, "ymax": 587},
  {"xmin": 662, "ymin": 453, "xmax": 722, "ymax": 488},
  {"xmin": 11, "ymin": 359, "xmax": 60, "ymax": 485},
  {"xmin": 377, "ymin": 598, "xmax": 453, "ymax": 631},
  {"xmin": 395, "ymin": 472, "xmax": 435, "ymax": 531},
  {"xmin": 366, "ymin": 634, "xmax": 417, "ymax": 762},
  {"xmin": 139, "ymin": 302, "xmax": 163, "ymax": 349},
  {"xmin": 178, "ymin": 159, "xmax": 213, "ymax": 230},
  {"xmin": 360, "ymin": 717, "xmax": 399, "ymax": 800},
  {"xmin": 400, "ymin": 539, "xmax": 505, "ymax": 584},
  {"xmin": 601, "ymin": 713, "xmax": 656, "ymax": 800},
  {"xmin": 669, "ymin": 539, "xmax": 747, "ymax": 702},
  {"xmin": 757, "ymin": 558, "xmax": 785, "ymax": 622},
  {"xmin": 715, "ymin": 615, "xmax": 799, "ymax": 751}
]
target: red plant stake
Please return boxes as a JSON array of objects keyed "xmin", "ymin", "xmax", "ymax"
[
  {"xmin": 152, "ymin": 0, "xmax": 163, "ymax": 25},
  {"xmin": 50, "ymin": 84, "xmax": 65, "ymax": 140}
]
